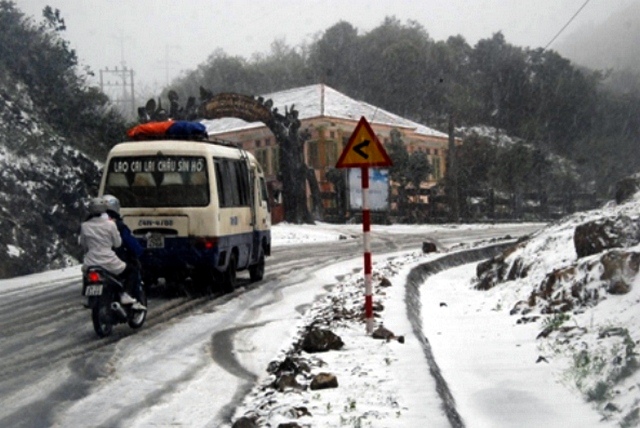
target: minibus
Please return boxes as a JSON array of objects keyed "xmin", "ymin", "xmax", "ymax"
[{"xmin": 98, "ymin": 138, "xmax": 271, "ymax": 292}]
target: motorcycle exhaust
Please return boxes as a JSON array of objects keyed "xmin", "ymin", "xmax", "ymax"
[{"xmin": 110, "ymin": 302, "xmax": 128, "ymax": 321}]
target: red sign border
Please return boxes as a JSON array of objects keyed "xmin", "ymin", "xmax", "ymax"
[{"xmin": 336, "ymin": 116, "xmax": 392, "ymax": 168}]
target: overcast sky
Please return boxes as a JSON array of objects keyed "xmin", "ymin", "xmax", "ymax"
[{"xmin": 16, "ymin": 0, "xmax": 633, "ymax": 95}]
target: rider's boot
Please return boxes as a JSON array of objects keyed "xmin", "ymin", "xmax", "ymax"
[{"xmin": 119, "ymin": 291, "xmax": 136, "ymax": 305}]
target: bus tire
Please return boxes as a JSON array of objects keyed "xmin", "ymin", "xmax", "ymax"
[
  {"xmin": 192, "ymin": 267, "xmax": 214, "ymax": 294},
  {"xmin": 249, "ymin": 250, "xmax": 265, "ymax": 282},
  {"xmin": 221, "ymin": 253, "xmax": 237, "ymax": 293}
]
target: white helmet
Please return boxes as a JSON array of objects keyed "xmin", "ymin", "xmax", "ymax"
[
  {"xmin": 88, "ymin": 197, "xmax": 108, "ymax": 215},
  {"xmin": 102, "ymin": 194, "xmax": 120, "ymax": 214}
]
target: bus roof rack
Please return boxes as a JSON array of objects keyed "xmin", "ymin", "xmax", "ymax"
[{"xmin": 127, "ymin": 120, "xmax": 203, "ymax": 141}]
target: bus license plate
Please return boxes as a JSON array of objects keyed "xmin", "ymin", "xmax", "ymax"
[
  {"xmin": 147, "ymin": 233, "xmax": 165, "ymax": 249},
  {"xmin": 84, "ymin": 285, "xmax": 103, "ymax": 296}
]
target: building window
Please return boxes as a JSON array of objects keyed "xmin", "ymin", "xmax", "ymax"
[
  {"xmin": 255, "ymin": 149, "xmax": 268, "ymax": 174},
  {"xmin": 272, "ymin": 146, "xmax": 280, "ymax": 175},
  {"xmin": 255, "ymin": 139, "xmax": 262, "ymax": 148},
  {"xmin": 330, "ymin": 131, "xmax": 335, "ymax": 139},
  {"xmin": 307, "ymin": 141, "xmax": 320, "ymax": 169},
  {"xmin": 325, "ymin": 141, "xmax": 339, "ymax": 167},
  {"xmin": 432, "ymin": 157, "xmax": 441, "ymax": 180}
]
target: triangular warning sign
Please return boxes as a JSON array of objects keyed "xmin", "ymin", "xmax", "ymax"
[{"xmin": 336, "ymin": 116, "xmax": 392, "ymax": 168}]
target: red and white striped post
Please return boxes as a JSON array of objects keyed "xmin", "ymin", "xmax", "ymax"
[
  {"xmin": 335, "ymin": 116, "xmax": 392, "ymax": 336},
  {"xmin": 361, "ymin": 166, "xmax": 374, "ymax": 334}
]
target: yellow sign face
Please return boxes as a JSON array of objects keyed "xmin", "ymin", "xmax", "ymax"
[{"xmin": 336, "ymin": 116, "xmax": 392, "ymax": 168}]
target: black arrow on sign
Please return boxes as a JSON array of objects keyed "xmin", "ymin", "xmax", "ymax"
[{"xmin": 354, "ymin": 140, "xmax": 370, "ymax": 159}]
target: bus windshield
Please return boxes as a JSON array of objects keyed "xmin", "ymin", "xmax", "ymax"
[{"xmin": 104, "ymin": 156, "xmax": 209, "ymax": 207}]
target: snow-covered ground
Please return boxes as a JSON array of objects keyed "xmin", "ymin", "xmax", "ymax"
[
  {"xmin": 3, "ymin": 213, "xmax": 638, "ymax": 427},
  {"xmin": 228, "ymin": 207, "xmax": 640, "ymax": 427}
]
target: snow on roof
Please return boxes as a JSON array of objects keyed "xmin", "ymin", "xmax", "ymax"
[{"xmin": 203, "ymin": 84, "xmax": 448, "ymax": 139}]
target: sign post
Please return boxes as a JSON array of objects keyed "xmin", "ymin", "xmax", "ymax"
[{"xmin": 336, "ymin": 116, "xmax": 392, "ymax": 334}]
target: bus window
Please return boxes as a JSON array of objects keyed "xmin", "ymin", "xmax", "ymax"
[
  {"xmin": 190, "ymin": 171, "xmax": 207, "ymax": 185},
  {"xmin": 235, "ymin": 161, "xmax": 250, "ymax": 206},
  {"xmin": 133, "ymin": 173, "xmax": 156, "ymax": 187},
  {"xmin": 107, "ymin": 173, "xmax": 129, "ymax": 187},
  {"xmin": 104, "ymin": 156, "xmax": 209, "ymax": 207},
  {"xmin": 214, "ymin": 159, "xmax": 228, "ymax": 207},
  {"xmin": 161, "ymin": 172, "xmax": 184, "ymax": 185},
  {"xmin": 214, "ymin": 158, "xmax": 250, "ymax": 208},
  {"xmin": 227, "ymin": 161, "xmax": 241, "ymax": 206},
  {"xmin": 259, "ymin": 176, "xmax": 270, "ymax": 212}
]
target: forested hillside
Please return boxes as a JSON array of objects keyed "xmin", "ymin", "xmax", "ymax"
[
  {"xmin": 170, "ymin": 18, "xmax": 640, "ymax": 200},
  {"xmin": 0, "ymin": 2, "xmax": 127, "ymax": 278},
  {"xmin": 2, "ymin": 1, "xmax": 640, "ymax": 278}
]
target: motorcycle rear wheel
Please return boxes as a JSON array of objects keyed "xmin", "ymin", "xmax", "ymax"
[
  {"xmin": 92, "ymin": 297, "xmax": 113, "ymax": 338},
  {"xmin": 128, "ymin": 287, "xmax": 147, "ymax": 329}
]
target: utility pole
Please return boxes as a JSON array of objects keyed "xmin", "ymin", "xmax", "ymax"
[
  {"xmin": 161, "ymin": 45, "xmax": 181, "ymax": 86},
  {"xmin": 446, "ymin": 112, "xmax": 460, "ymax": 222},
  {"xmin": 100, "ymin": 32, "xmax": 136, "ymax": 118},
  {"xmin": 99, "ymin": 66, "xmax": 136, "ymax": 118}
]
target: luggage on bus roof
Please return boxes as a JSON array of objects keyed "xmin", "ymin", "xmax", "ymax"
[{"xmin": 127, "ymin": 121, "xmax": 207, "ymax": 140}]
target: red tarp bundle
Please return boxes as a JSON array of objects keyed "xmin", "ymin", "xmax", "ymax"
[{"xmin": 126, "ymin": 121, "xmax": 207, "ymax": 140}]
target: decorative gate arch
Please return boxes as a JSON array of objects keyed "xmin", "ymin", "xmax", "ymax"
[{"xmin": 137, "ymin": 89, "xmax": 314, "ymax": 224}]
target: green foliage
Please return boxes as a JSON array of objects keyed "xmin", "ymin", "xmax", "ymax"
[
  {"xmin": 562, "ymin": 327, "xmax": 640, "ymax": 412},
  {"xmin": 621, "ymin": 408, "xmax": 640, "ymax": 428},
  {"xmin": 586, "ymin": 380, "xmax": 611, "ymax": 403},
  {"xmin": 569, "ymin": 348, "xmax": 608, "ymax": 390},
  {"xmin": 407, "ymin": 150, "xmax": 430, "ymax": 191},
  {"xmin": 0, "ymin": 1, "xmax": 126, "ymax": 158},
  {"xmin": 386, "ymin": 129, "xmax": 432, "ymax": 212},
  {"xmin": 308, "ymin": 21, "xmax": 360, "ymax": 92},
  {"xmin": 165, "ymin": 15, "xmax": 640, "ymax": 200},
  {"xmin": 490, "ymin": 143, "xmax": 537, "ymax": 194},
  {"xmin": 542, "ymin": 312, "xmax": 571, "ymax": 331},
  {"xmin": 454, "ymin": 134, "xmax": 497, "ymax": 187},
  {"xmin": 345, "ymin": 397, "xmax": 357, "ymax": 412},
  {"xmin": 387, "ymin": 129, "xmax": 410, "ymax": 187},
  {"xmin": 7, "ymin": 2, "xmax": 638, "ymax": 198}
]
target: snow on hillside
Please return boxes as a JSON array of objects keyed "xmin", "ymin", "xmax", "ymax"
[
  {"xmin": 227, "ymin": 195, "xmax": 640, "ymax": 427},
  {"xmin": 0, "ymin": 72, "xmax": 101, "ymax": 278}
]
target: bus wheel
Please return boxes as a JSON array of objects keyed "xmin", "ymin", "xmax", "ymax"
[
  {"xmin": 192, "ymin": 268, "xmax": 215, "ymax": 295},
  {"xmin": 221, "ymin": 253, "xmax": 237, "ymax": 293},
  {"xmin": 249, "ymin": 250, "xmax": 265, "ymax": 282}
]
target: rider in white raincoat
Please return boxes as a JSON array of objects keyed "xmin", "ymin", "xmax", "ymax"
[
  {"xmin": 79, "ymin": 198, "xmax": 125, "ymax": 274},
  {"xmin": 79, "ymin": 197, "xmax": 142, "ymax": 308}
]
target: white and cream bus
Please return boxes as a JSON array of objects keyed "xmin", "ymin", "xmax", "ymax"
[{"xmin": 98, "ymin": 138, "xmax": 271, "ymax": 292}]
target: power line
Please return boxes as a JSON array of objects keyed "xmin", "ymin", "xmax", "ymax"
[
  {"xmin": 100, "ymin": 66, "xmax": 135, "ymax": 117},
  {"xmin": 544, "ymin": 0, "xmax": 591, "ymax": 50}
]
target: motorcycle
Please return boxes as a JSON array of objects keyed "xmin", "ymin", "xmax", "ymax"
[{"xmin": 82, "ymin": 266, "xmax": 147, "ymax": 338}]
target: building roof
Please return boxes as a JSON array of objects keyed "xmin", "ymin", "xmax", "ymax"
[{"xmin": 203, "ymin": 84, "xmax": 448, "ymax": 139}]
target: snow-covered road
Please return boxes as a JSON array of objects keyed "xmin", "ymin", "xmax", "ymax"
[{"xmin": 0, "ymin": 222, "xmax": 541, "ymax": 427}]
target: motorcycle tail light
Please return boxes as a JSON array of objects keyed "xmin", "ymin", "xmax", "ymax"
[{"xmin": 87, "ymin": 271, "xmax": 102, "ymax": 283}]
